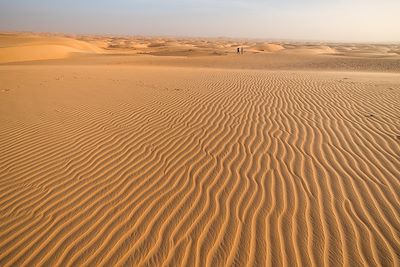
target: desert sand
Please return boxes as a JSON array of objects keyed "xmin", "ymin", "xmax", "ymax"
[{"xmin": 0, "ymin": 32, "xmax": 399, "ymax": 266}]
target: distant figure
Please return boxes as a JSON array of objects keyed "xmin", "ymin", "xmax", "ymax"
[
  {"xmin": 241, "ymin": 47, "xmax": 244, "ymax": 54},
  {"xmin": 237, "ymin": 47, "xmax": 240, "ymax": 54}
]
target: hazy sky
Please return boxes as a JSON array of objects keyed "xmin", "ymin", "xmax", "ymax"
[{"xmin": 1, "ymin": 0, "xmax": 399, "ymax": 42}]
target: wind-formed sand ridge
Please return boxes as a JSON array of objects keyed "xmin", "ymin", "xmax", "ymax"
[{"xmin": 0, "ymin": 64, "xmax": 399, "ymax": 266}]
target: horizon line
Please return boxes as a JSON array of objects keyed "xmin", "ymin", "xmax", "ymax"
[{"xmin": 1, "ymin": 29, "xmax": 399, "ymax": 45}]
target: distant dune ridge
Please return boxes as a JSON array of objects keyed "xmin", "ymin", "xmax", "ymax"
[
  {"xmin": 1, "ymin": 32, "xmax": 399, "ymax": 63},
  {"xmin": 0, "ymin": 33, "xmax": 102, "ymax": 63},
  {"xmin": 0, "ymin": 33, "xmax": 399, "ymax": 266},
  {"xmin": 248, "ymin": 43, "xmax": 285, "ymax": 52}
]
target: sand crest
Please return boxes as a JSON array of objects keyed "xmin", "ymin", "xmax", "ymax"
[{"xmin": 0, "ymin": 34, "xmax": 102, "ymax": 63}]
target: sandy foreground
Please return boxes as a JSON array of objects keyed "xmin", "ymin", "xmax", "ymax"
[{"xmin": 0, "ymin": 33, "xmax": 399, "ymax": 266}]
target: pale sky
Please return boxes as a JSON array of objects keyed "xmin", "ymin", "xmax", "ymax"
[{"xmin": 1, "ymin": 0, "xmax": 399, "ymax": 42}]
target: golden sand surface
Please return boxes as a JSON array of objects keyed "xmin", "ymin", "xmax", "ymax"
[{"xmin": 0, "ymin": 32, "xmax": 399, "ymax": 266}]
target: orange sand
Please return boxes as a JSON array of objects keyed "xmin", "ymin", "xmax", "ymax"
[{"xmin": 0, "ymin": 32, "xmax": 399, "ymax": 266}]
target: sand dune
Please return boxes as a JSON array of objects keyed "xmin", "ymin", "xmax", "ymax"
[
  {"xmin": 0, "ymin": 34, "xmax": 102, "ymax": 63},
  {"xmin": 281, "ymin": 45, "xmax": 337, "ymax": 54},
  {"xmin": 248, "ymin": 43, "xmax": 285, "ymax": 53},
  {"xmin": 2, "ymin": 33, "xmax": 399, "ymax": 63},
  {"xmin": 0, "ymin": 33, "xmax": 399, "ymax": 266}
]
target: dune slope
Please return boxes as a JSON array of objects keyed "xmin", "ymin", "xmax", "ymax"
[
  {"xmin": 0, "ymin": 34, "xmax": 102, "ymax": 63},
  {"xmin": 0, "ymin": 65, "xmax": 399, "ymax": 266}
]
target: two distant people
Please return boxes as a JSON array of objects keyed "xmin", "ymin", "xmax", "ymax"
[{"xmin": 237, "ymin": 47, "xmax": 244, "ymax": 54}]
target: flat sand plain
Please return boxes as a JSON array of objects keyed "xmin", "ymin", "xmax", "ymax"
[{"xmin": 0, "ymin": 33, "xmax": 399, "ymax": 266}]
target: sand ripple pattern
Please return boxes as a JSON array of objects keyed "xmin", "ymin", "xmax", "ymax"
[{"xmin": 0, "ymin": 68, "xmax": 399, "ymax": 266}]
